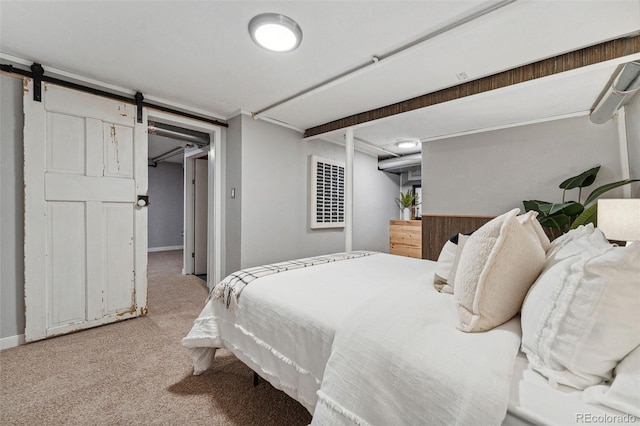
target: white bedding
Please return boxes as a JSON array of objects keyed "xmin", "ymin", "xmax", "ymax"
[
  {"xmin": 182, "ymin": 253, "xmax": 437, "ymax": 412},
  {"xmin": 312, "ymin": 281, "xmax": 522, "ymax": 426},
  {"xmin": 183, "ymin": 252, "xmax": 596, "ymax": 425},
  {"xmin": 506, "ymin": 352, "xmax": 638, "ymax": 426}
]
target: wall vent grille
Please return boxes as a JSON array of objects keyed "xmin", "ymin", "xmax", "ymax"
[{"xmin": 310, "ymin": 155, "xmax": 345, "ymax": 229}]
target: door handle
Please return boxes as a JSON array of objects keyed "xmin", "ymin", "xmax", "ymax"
[{"xmin": 137, "ymin": 195, "xmax": 149, "ymax": 207}]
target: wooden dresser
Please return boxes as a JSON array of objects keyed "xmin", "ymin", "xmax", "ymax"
[{"xmin": 389, "ymin": 220, "xmax": 422, "ymax": 258}]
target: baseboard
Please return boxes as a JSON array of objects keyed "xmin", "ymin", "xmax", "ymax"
[
  {"xmin": 0, "ymin": 334, "xmax": 25, "ymax": 350},
  {"xmin": 148, "ymin": 245, "xmax": 183, "ymax": 252}
]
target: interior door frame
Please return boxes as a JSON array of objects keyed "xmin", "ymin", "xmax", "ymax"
[{"xmin": 146, "ymin": 110, "xmax": 224, "ymax": 290}]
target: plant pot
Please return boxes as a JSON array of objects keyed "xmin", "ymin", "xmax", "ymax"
[{"xmin": 402, "ymin": 208, "xmax": 411, "ymax": 220}]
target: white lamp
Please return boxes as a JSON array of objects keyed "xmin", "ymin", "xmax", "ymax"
[{"xmin": 597, "ymin": 199, "xmax": 640, "ymax": 245}]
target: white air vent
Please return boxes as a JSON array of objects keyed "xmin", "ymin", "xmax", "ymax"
[{"xmin": 310, "ymin": 155, "xmax": 345, "ymax": 229}]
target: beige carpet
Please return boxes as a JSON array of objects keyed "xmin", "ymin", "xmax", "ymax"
[{"xmin": 0, "ymin": 250, "xmax": 312, "ymax": 425}]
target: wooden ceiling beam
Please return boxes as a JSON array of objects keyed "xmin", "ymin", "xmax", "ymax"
[{"xmin": 304, "ymin": 35, "xmax": 640, "ymax": 138}]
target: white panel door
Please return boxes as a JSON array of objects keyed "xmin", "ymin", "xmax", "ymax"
[
  {"xmin": 194, "ymin": 158, "xmax": 208, "ymax": 276},
  {"xmin": 24, "ymin": 81, "xmax": 148, "ymax": 342}
]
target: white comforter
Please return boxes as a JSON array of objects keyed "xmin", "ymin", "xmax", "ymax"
[
  {"xmin": 183, "ymin": 253, "xmax": 522, "ymax": 423},
  {"xmin": 312, "ymin": 283, "xmax": 522, "ymax": 426},
  {"xmin": 182, "ymin": 253, "xmax": 437, "ymax": 412}
]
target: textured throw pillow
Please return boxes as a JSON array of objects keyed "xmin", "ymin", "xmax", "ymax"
[
  {"xmin": 582, "ymin": 345, "xmax": 640, "ymax": 418},
  {"xmin": 521, "ymin": 229, "xmax": 640, "ymax": 389},
  {"xmin": 453, "ymin": 208, "xmax": 546, "ymax": 332}
]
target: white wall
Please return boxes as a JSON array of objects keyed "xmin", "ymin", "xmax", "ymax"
[
  {"xmin": 148, "ymin": 162, "xmax": 184, "ymax": 249},
  {"xmin": 237, "ymin": 116, "xmax": 399, "ymax": 268},
  {"xmin": 625, "ymin": 94, "xmax": 640, "ymax": 198},
  {"xmin": 0, "ymin": 75, "xmax": 25, "ymax": 341},
  {"xmin": 421, "ymin": 115, "xmax": 625, "ymax": 215}
]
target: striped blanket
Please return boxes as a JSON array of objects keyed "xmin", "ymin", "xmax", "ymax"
[{"xmin": 211, "ymin": 251, "xmax": 378, "ymax": 312}]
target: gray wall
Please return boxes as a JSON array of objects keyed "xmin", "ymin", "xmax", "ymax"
[
  {"xmin": 353, "ymin": 151, "xmax": 401, "ymax": 251},
  {"xmin": 625, "ymin": 94, "xmax": 640, "ymax": 198},
  {"xmin": 148, "ymin": 162, "xmax": 184, "ymax": 249},
  {"xmin": 225, "ymin": 116, "xmax": 242, "ymax": 275},
  {"xmin": 236, "ymin": 115, "xmax": 399, "ymax": 269},
  {"xmin": 1, "ymin": 75, "xmax": 25, "ymax": 340},
  {"xmin": 421, "ymin": 115, "xmax": 625, "ymax": 215}
]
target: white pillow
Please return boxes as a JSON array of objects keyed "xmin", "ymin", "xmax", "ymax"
[
  {"xmin": 521, "ymin": 230, "xmax": 640, "ymax": 389},
  {"xmin": 454, "ymin": 208, "xmax": 546, "ymax": 332},
  {"xmin": 435, "ymin": 235, "xmax": 469, "ymax": 294},
  {"xmin": 546, "ymin": 223, "xmax": 595, "ymax": 259},
  {"xmin": 433, "ymin": 240, "xmax": 457, "ymax": 293},
  {"xmin": 582, "ymin": 345, "xmax": 640, "ymax": 418},
  {"xmin": 518, "ymin": 210, "xmax": 551, "ymax": 252}
]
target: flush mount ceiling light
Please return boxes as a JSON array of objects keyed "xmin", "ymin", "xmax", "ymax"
[
  {"xmin": 395, "ymin": 139, "xmax": 420, "ymax": 149},
  {"xmin": 249, "ymin": 13, "xmax": 303, "ymax": 52}
]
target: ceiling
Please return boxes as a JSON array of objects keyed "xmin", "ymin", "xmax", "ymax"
[
  {"xmin": 148, "ymin": 134, "xmax": 185, "ymax": 165},
  {"xmin": 1, "ymin": 1, "xmax": 639, "ymax": 158}
]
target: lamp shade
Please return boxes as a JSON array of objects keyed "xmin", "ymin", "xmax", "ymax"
[{"xmin": 597, "ymin": 199, "xmax": 640, "ymax": 241}]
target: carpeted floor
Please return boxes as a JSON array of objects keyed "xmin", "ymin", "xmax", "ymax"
[{"xmin": 0, "ymin": 250, "xmax": 312, "ymax": 425}]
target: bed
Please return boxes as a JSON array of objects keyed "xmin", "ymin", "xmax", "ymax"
[{"xmin": 183, "ymin": 212, "xmax": 640, "ymax": 425}]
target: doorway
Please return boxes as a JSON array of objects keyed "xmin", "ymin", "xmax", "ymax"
[
  {"xmin": 147, "ymin": 128, "xmax": 192, "ymax": 254},
  {"xmin": 146, "ymin": 110, "xmax": 224, "ymax": 291}
]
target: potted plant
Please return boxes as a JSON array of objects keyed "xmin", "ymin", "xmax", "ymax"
[
  {"xmin": 395, "ymin": 189, "xmax": 420, "ymax": 220},
  {"xmin": 523, "ymin": 165, "xmax": 638, "ymax": 239}
]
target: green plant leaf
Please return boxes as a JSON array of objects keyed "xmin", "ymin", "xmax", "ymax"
[
  {"xmin": 539, "ymin": 214, "xmax": 571, "ymax": 228},
  {"xmin": 559, "ymin": 166, "xmax": 600, "ymax": 190},
  {"xmin": 547, "ymin": 201, "xmax": 584, "ymax": 216},
  {"xmin": 523, "ymin": 200, "xmax": 553, "ymax": 216},
  {"xmin": 570, "ymin": 204, "xmax": 598, "ymax": 229},
  {"xmin": 583, "ymin": 179, "xmax": 640, "ymax": 205}
]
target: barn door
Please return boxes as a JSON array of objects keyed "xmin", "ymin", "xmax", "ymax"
[{"xmin": 23, "ymin": 80, "xmax": 148, "ymax": 342}]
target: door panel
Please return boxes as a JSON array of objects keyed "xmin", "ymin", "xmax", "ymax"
[
  {"xmin": 44, "ymin": 84, "xmax": 135, "ymax": 126},
  {"xmin": 48, "ymin": 202, "xmax": 86, "ymax": 327},
  {"xmin": 24, "ymin": 80, "xmax": 147, "ymax": 342},
  {"xmin": 47, "ymin": 113, "xmax": 85, "ymax": 174},
  {"xmin": 45, "ymin": 173, "xmax": 136, "ymax": 202},
  {"xmin": 194, "ymin": 158, "xmax": 208, "ymax": 276},
  {"xmin": 104, "ymin": 123, "xmax": 134, "ymax": 178},
  {"xmin": 104, "ymin": 202, "xmax": 135, "ymax": 314}
]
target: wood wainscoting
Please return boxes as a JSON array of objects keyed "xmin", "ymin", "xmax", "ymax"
[{"xmin": 421, "ymin": 215, "xmax": 494, "ymax": 261}]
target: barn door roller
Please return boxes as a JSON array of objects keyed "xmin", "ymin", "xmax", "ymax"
[
  {"xmin": 135, "ymin": 92, "xmax": 144, "ymax": 123},
  {"xmin": 31, "ymin": 63, "xmax": 44, "ymax": 102}
]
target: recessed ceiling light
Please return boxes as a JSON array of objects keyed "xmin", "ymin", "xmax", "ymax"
[
  {"xmin": 395, "ymin": 139, "xmax": 420, "ymax": 149},
  {"xmin": 249, "ymin": 13, "xmax": 303, "ymax": 52}
]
